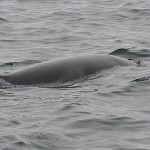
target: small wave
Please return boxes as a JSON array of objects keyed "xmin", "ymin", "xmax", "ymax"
[
  {"xmin": 129, "ymin": 8, "xmax": 150, "ymax": 15},
  {"xmin": 0, "ymin": 60, "xmax": 40, "ymax": 67},
  {"xmin": 119, "ymin": 2, "xmax": 150, "ymax": 13},
  {"xmin": 0, "ymin": 134, "xmax": 28, "ymax": 150},
  {"xmin": 69, "ymin": 17, "xmax": 85, "ymax": 22},
  {"xmin": 58, "ymin": 35, "xmax": 82, "ymax": 42},
  {"xmin": 65, "ymin": 116, "xmax": 150, "ymax": 132},
  {"xmin": 52, "ymin": 11, "xmax": 82, "ymax": 18},
  {"xmin": 122, "ymin": 2, "xmax": 133, "ymax": 7}
]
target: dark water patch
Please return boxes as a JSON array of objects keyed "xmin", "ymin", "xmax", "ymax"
[
  {"xmin": 0, "ymin": 40, "xmax": 18, "ymax": 43},
  {"xmin": 68, "ymin": 17, "xmax": 85, "ymax": 22},
  {"xmin": 58, "ymin": 105, "xmax": 74, "ymax": 112},
  {"xmin": 141, "ymin": 110, "xmax": 150, "ymax": 115},
  {"xmin": 75, "ymin": 111, "xmax": 91, "ymax": 115},
  {"xmin": 0, "ymin": 17, "xmax": 8, "ymax": 22},
  {"xmin": 131, "ymin": 76, "xmax": 150, "ymax": 83},
  {"xmin": 9, "ymin": 120, "xmax": 21, "ymax": 126},
  {"xmin": 129, "ymin": 8, "xmax": 150, "ymax": 16},
  {"xmin": 12, "ymin": 141, "xmax": 27, "ymax": 148},
  {"xmin": 128, "ymin": 136, "xmax": 150, "ymax": 145}
]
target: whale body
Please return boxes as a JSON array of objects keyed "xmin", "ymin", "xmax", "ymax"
[{"xmin": 0, "ymin": 54, "xmax": 134, "ymax": 85}]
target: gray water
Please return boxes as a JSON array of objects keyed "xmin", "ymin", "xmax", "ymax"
[{"xmin": 0, "ymin": 0, "xmax": 150, "ymax": 149}]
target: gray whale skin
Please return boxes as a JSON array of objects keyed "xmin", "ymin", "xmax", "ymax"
[{"xmin": 0, "ymin": 54, "xmax": 134, "ymax": 85}]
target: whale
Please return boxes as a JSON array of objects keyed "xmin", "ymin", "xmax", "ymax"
[{"xmin": 0, "ymin": 54, "xmax": 135, "ymax": 85}]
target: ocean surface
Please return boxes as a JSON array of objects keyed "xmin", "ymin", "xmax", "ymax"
[{"xmin": 0, "ymin": 0, "xmax": 150, "ymax": 149}]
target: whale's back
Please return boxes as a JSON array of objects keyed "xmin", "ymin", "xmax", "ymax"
[{"xmin": 0, "ymin": 55, "xmax": 134, "ymax": 85}]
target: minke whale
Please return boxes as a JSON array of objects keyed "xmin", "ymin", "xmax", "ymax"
[{"xmin": 0, "ymin": 54, "xmax": 134, "ymax": 85}]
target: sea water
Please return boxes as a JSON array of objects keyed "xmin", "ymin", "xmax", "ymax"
[{"xmin": 0, "ymin": 0, "xmax": 150, "ymax": 149}]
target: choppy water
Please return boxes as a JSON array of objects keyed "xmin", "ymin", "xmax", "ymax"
[{"xmin": 0, "ymin": 0, "xmax": 150, "ymax": 149}]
